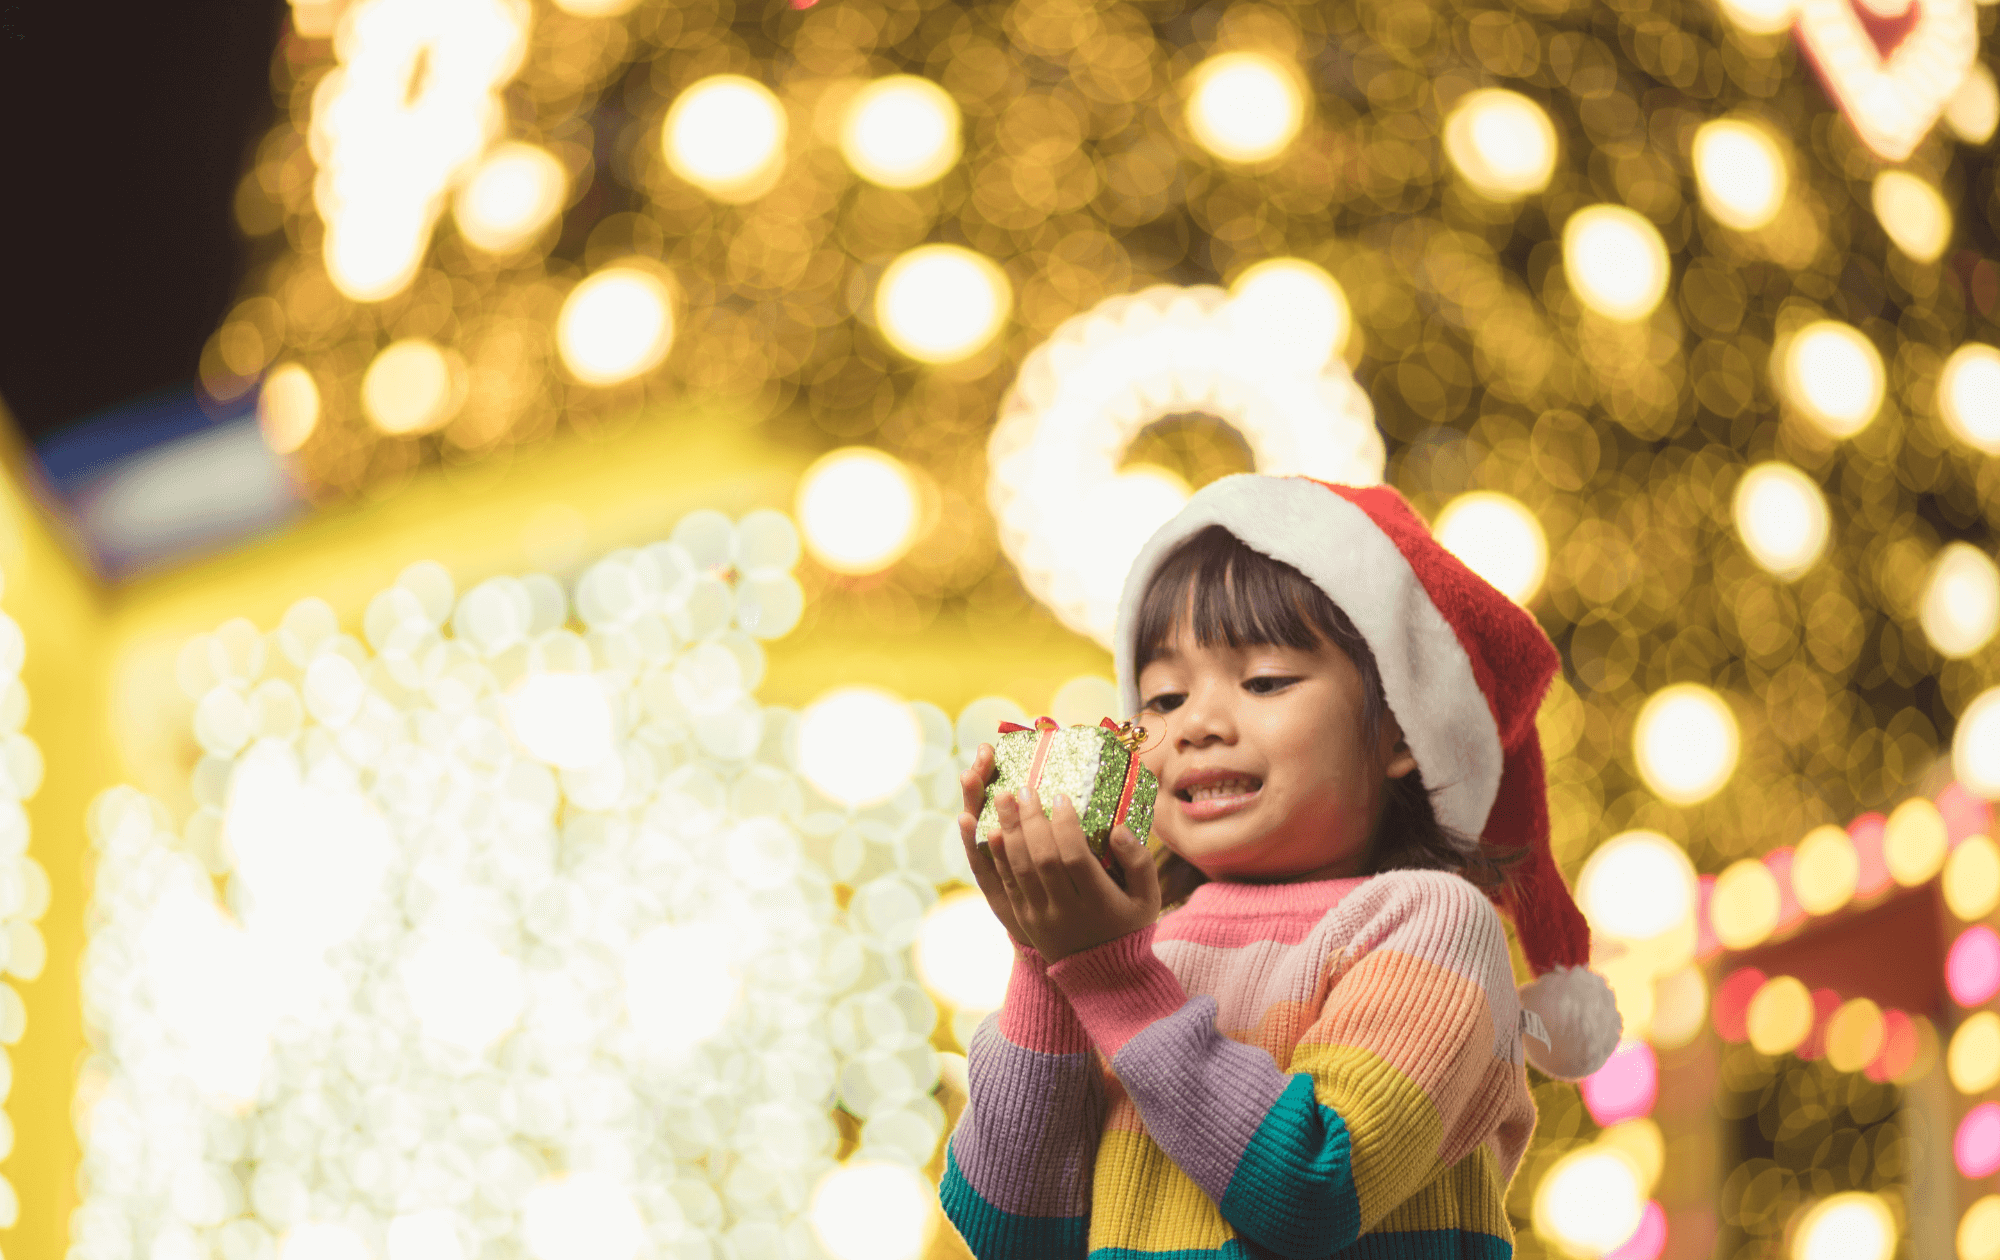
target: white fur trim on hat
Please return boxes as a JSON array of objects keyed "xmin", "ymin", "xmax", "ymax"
[
  {"xmin": 1518, "ymin": 966, "xmax": 1622, "ymax": 1080},
  {"xmin": 1113, "ymin": 474, "xmax": 1503, "ymax": 849}
]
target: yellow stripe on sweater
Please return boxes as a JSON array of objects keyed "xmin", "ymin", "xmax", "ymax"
[
  {"xmin": 1090, "ymin": 1127, "xmax": 1235, "ymax": 1250},
  {"xmin": 1373, "ymin": 1144, "xmax": 1514, "ymax": 1241}
]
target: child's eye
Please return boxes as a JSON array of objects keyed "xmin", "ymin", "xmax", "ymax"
[
  {"xmin": 1142, "ymin": 693, "xmax": 1185, "ymax": 714},
  {"xmin": 1244, "ymin": 676, "xmax": 1299, "ymax": 694}
]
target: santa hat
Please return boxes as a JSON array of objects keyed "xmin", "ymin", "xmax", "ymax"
[{"xmin": 1113, "ymin": 474, "xmax": 1621, "ymax": 1080}]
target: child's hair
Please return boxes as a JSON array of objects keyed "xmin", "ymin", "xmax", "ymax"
[{"xmin": 1133, "ymin": 524, "xmax": 1524, "ymax": 907}]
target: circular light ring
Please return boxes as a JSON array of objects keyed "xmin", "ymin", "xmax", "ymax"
[
  {"xmin": 795, "ymin": 447, "xmax": 923, "ymax": 575},
  {"xmin": 453, "ymin": 141, "xmax": 568, "ymax": 254},
  {"xmin": 1185, "ymin": 51, "xmax": 1308, "ymax": 165},
  {"xmin": 662, "ymin": 74, "xmax": 787, "ymax": 202},
  {"xmin": 1920, "ymin": 542, "xmax": 2000, "ymax": 660},
  {"xmin": 1872, "ymin": 171, "xmax": 1952, "ymax": 264},
  {"xmin": 1954, "ymin": 687, "xmax": 2000, "ymax": 798},
  {"xmin": 258, "ymin": 363, "xmax": 322, "ymax": 455},
  {"xmin": 1563, "ymin": 205, "xmax": 1671, "ymax": 322},
  {"xmin": 362, "ymin": 338, "xmax": 462, "ymax": 436},
  {"xmin": 1692, "ymin": 119, "xmax": 1788, "ymax": 232},
  {"xmin": 1733, "ymin": 462, "xmax": 1830, "ymax": 581},
  {"xmin": 1432, "ymin": 491, "xmax": 1548, "ymax": 605},
  {"xmin": 1781, "ymin": 321, "xmax": 1885, "ymax": 439},
  {"xmin": 874, "ymin": 245, "xmax": 1012, "ymax": 365},
  {"xmin": 1941, "ymin": 344, "xmax": 2000, "ymax": 455},
  {"xmin": 557, "ymin": 265, "xmax": 675, "ymax": 386},
  {"xmin": 839, "ymin": 75, "xmax": 962, "ymax": 189},
  {"xmin": 1443, "ymin": 89, "xmax": 1558, "ymax": 201},
  {"xmin": 1633, "ymin": 683, "xmax": 1740, "ymax": 806},
  {"xmin": 988, "ymin": 284, "xmax": 1385, "ymax": 647},
  {"xmin": 1792, "ymin": 1193, "xmax": 1896, "ymax": 1260}
]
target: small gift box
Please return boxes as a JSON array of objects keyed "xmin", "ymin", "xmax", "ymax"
[{"xmin": 976, "ymin": 717, "xmax": 1160, "ymax": 861}]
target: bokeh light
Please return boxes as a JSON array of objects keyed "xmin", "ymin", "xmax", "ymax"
[
  {"xmin": 502, "ymin": 672, "xmax": 614, "ymax": 769},
  {"xmin": 1964, "ymin": 1198, "xmax": 2000, "ymax": 1260},
  {"xmin": 624, "ymin": 923, "xmax": 741, "ymax": 1056},
  {"xmin": 1872, "ymin": 171, "xmax": 1952, "ymax": 264},
  {"xmin": 257, "ymin": 363, "xmax": 321, "ymax": 455},
  {"xmin": 1884, "ymin": 797, "xmax": 1948, "ymax": 887},
  {"xmin": 1578, "ymin": 830, "xmax": 1696, "ymax": 943},
  {"xmin": 796, "ymin": 447, "xmax": 921, "ymax": 575},
  {"xmin": 1229, "ymin": 257, "xmax": 1353, "ymax": 367},
  {"xmin": 1746, "ymin": 975, "xmax": 1813, "ymax": 1055},
  {"xmin": 522, "ymin": 1172, "xmax": 644, "ymax": 1260},
  {"xmin": 1954, "ymin": 688, "xmax": 2000, "ymax": 798},
  {"xmin": 840, "ymin": 76, "xmax": 961, "ymax": 189},
  {"xmin": 1443, "ymin": 89, "xmax": 1558, "ymax": 200},
  {"xmin": 1712, "ymin": 859, "xmax": 1782, "ymax": 951},
  {"xmin": 1947, "ymin": 65, "xmax": 2000, "ymax": 145},
  {"xmin": 1534, "ymin": 1146, "xmax": 1646, "ymax": 1259},
  {"xmin": 1921, "ymin": 543, "xmax": 2000, "ymax": 659},
  {"xmin": 1791, "ymin": 1193, "xmax": 1895, "ymax": 1260},
  {"xmin": 1959, "ymin": 1105, "xmax": 2000, "ymax": 1180},
  {"xmin": 1781, "ymin": 322, "xmax": 1885, "ymax": 439},
  {"xmin": 1947, "ymin": 925, "xmax": 2000, "ymax": 1008},
  {"xmin": 874, "ymin": 245, "xmax": 1011, "ymax": 365},
  {"xmin": 1791, "ymin": 824, "xmax": 1858, "ymax": 916},
  {"xmin": 1732, "ymin": 462, "xmax": 1830, "ymax": 581},
  {"xmin": 361, "ymin": 338, "xmax": 460, "ymax": 436},
  {"xmin": 556, "ymin": 266, "xmax": 674, "ymax": 387},
  {"xmin": 913, "ymin": 889, "xmax": 1014, "ymax": 1013},
  {"xmin": 1692, "ymin": 120, "xmax": 1787, "ymax": 231},
  {"xmin": 1948, "ymin": 1011, "xmax": 2000, "ymax": 1094},
  {"xmin": 1185, "ymin": 52, "xmax": 1307, "ymax": 164},
  {"xmin": 1716, "ymin": 0, "xmax": 1798, "ymax": 34},
  {"xmin": 1563, "ymin": 206, "xmax": 1670, "ymax": 322},
  {"xmin": 1580, "ymin": 1041, "xmax": 1658, "ymax": 1127},
  {"xmin": 1634, "ymin": 684, "xmax": 1738, "ymax": 805},
  {"xmin": 795, "ymin": 687, "xmax": 922, "ymax": 808},
  {"xmin": 1824, "ymin": 998, "xmax": 1885, "ymax": 1073},
  {"xmin": 662, "ymin": 75, "xmax": 787, "ymax": 202},
  {"xmin": 1433, "ymin": 492, "xmax": 1548, "ymax": 605},
  {"xmin": 1940, "ymin": 344, "xmax": 2000, "ymax": 455},
  {"xmin": 280, "ymin": 1223, "xmax": 372, "ymax": 1260},
  {"xmin": 452, "ymin": 141, "xmax": 566, "ymax": 254},
  {"xmin": 808, "ymin": 1161, "xmax": 934, "ymax": 1260},
  {"xmin": 1945, "ymin": 835, "xmax": 2000, "ymax": 921}
]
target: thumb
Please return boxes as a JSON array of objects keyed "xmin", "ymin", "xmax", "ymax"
[{"xmin": 1110, "ymin": 827, "xmax": 1159, "ymax": 906}]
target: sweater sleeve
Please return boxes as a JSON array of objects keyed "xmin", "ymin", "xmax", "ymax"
[
  {"xmin": 938, "ymin": 947, "xmax": 1104, "ymax": 1260},
  {"xmin": 1045, "ymin": 871, "xmax": 1529, "ymax": 1260}
]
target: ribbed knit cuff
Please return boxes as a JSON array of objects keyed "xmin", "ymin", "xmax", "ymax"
[
  {"xmin": 1045, "ymin": 925, "xmax": 1189, "ymax": 1058},
  {"xmin": 996, "ymin": 947, "xmax": 1092, "ymax": 1054}
]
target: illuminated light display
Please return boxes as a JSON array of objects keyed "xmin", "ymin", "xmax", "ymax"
[
  {"xmin": 555, "ymin": 266, "xmax": 675, "ymax": 387},
  {"xmin": 1790, "ymin": 1193, "xmax": 1896, "ymax": 1260},
  {"xmin": 1948, "ymin": 1011, "xmax": 2000, "ymax": 1093},
  {"xmin": 1579, "ymin": 1040, "xmax": 1658, "ymax": 1126},
  {"xmin": 1533, "ymin": 1145, "xmax": 1646, "ymax": 1259},
  {"xmin": 912, "ymin": 889, "xmax": 1014, "ymax": 1014},
  {"xmin": 1871, "ymin": 171, "xmax": 1952, "ymax": 264},
  {"xmin": 1791, "ymin": 824, "xmax": 1859, "ymax": 916},
  {"xmin": 1229, "ymin": 257, "xmax": 1353, "ymax": 366},
  {"xmin": 501, "ymin": 671, "xmax": 615, "ymax": 769},
  {"xmin": 1792, "ymin": 0, "xmax": 1979, "ymax": 162},
  {"xmin": 989, "ymin": 285, "xmax": 1382, "ymax": 647},
  {"xmin": 1433, "ymin": 492, "xmax": 1548, "ymax": 605},
  {"xmin": 257, "ymin": 362, "xmax": 321, "ymax": 456},
  {"xmin": 1946, "ymin": 64, "xmax": 2000, "ymax": 145},
  {"xmin": 794, "ymin": 687, "xmax": 923, "ymax": 808},
  {"xmin": 1184, "ymin": 52, "xmax": 1308, "ymax": 165},
  {"xmin": 1823, "ymin": 998, "xmax": 1886, "ymax": 1073},
  {"xmin": 522, "ymin": 1172, "xmax": 645, "ymax": 1260},
  {"xmin": 550, "ymin": 0, "xmax": 640, "ymax": 15},
  {"xmin": 312, "ymin": 0, "xmax": 529, "ymax": 300},
  {"xmin": 1747, "ymin": 974, "xmax": 1815, "ymax": 1055},
  {"xmin": 1649, "ymin": 966, "xmax": 1709, "ymax": 1049},
  {"xmin": 1712, "ymin": 859, "xmax": 1783, "ymax": 950},
  {"xmin": 1780, "ymin": 321, "xmax": 1886, "ymax": 439},
  {"xmin": 1940, "ymin": 344, "xmax": 2000, "ymax": 455},
  {"xmin": 1578, "ymin": 830, "xmax": 1696, "ymax": 943},
  {"xmin": 1716, "ymin": 0, "xmax": 1799, "ymax": 34},
  {"xmin": 453, "ymin": 142, "xmax": 568, "ymax": 255},
  {"xmin": 838, "ymin": 76, "xmax": 962, "ymax": 191},
  {"xmin": 1562, "ymin": 206, "xmax": 1671, "ymax": 322},
  {"xmin": 1691, "ymin": 120, "xmax": 1788, "ymax": 232},
  {"xmin": 1944, "ymin": 836, "xmax": 2000, "ymax": 921},
  {"xmin": 1920, "ymin": 543, "xmax": 2000, "ymax": 659},
  {"xmin": 1964, "ymin": 1198, "xmax": 2000, "ymax": 1260},
  {"xmin": 807, "ymin": 1160, "xmax": 934, "ymax": 1260},
  {"xmin": 873, "ymin": 245, "xmax": 1012, "ymax": 365},
  {"xmin": 1633, "ymin": 684, "xmax": 1738, "ymax": 806},
  {"xmin": 1883, "ymin": 797, "xmax": 1948, "ymax": 887},
  {"xmin": 360, "ymin": 337, "xmax": 462, "ymax": 435},
  {"xmin": 1442, "ymin": 89, "xmax": 1558, "ymax": 201},
  {"xmin": 1947, "ymin": 926, "xmax": 2000, "ymax": 1008},
  {"xmin": 661, "ymin": 75, "xmax": 787, "ymax": 202},
  {"xmin": 1732, "ymin": 462, "xmax": 1831, "ymax": 581},
  {"xmin": 1960, "ymin": 1105, "xmax": 2000, "ymax": 1180},
  {"xmin": 1954, "ymin": 688, "xmax": 2000, "ymax": 797},
  {"xmin": 795, "ymin": 446, "xmax": 921, "ymax": 575}
]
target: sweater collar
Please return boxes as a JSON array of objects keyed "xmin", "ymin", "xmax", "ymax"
[{"xmin": 1178, "ymin": 875, "xmax": 1369, "ymax": 918}]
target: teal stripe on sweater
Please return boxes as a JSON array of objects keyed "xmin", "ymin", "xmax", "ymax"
[
  {"xmin": 1087, "ymin": 1227, "xmax": 1511, "ymax": 1259},
  {"xmin": 1216, "ymin": 1072, "xmax": 1361, "ymax": 1257},
  {"xmin": 940, "ymin": 1141, "xmax": 1088, "ymax": 1259}
]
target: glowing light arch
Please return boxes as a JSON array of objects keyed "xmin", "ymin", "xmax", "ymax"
[{"xmin": 987, "ymin": 283, "xmax": 1384, "ymax": 647}]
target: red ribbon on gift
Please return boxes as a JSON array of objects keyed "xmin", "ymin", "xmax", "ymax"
[{"xmin": 996, "ymin": 716, "xmax": 1148, "ymax": 840}]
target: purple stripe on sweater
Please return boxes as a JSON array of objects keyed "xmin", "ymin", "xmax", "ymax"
[
  {"xmin": 1109, "ymin": 994, "xmax": 1293, "ymax": 1204},
  {"xmin": 949, "ymin": 1012, "xmax": 1106, "ymax": 1218}
]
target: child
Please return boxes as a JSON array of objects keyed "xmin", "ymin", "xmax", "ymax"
[{"xmin": 940, "ymin": 475, "xmax": 1621, "ymax": 1259}]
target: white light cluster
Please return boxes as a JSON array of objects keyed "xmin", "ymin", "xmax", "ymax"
[
  {"xmin": 0, "ymin": 582, "xmax": 47, "ymax": 1231},
  {"xmin": 988, "ymin": 283, "xmax": 1385, "ymax": 647},
  {"xmin": 312, "ymin": 0, "xmax": 530, "ymax": 301},
  {"xmin": 74, "ymin": 508, "xmax": 1002, "ymax": 1260}
]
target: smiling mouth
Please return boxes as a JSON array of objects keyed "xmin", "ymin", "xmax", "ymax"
[{"xmin": 1177, "ymin": 777, "xmax": 1263, "ymax": 802}]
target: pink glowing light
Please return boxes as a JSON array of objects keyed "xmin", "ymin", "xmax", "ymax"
[
  {"xmin": 1581, "ymin": 1040, "xmax": 1659, "ymax": 1126},
  {"xmin": 1713, "ymin": 968, "xmax": 1766, "ymax": 1043},
  {"xmin": 1947, "ymin": 925, "xmax": 2000, "ymax": 1008},
  {"xmin": 1849, "ymin": 813, "xmax": 1892, "ymax": 897},
  {"xmin": 1603, "ymin": 1200, "xmax": 1668, "ymax": 1260},
  {"xmin": 1695, "ymin": 874, "xmax": 1720, "ymax": 960},
  {"xmin": 1956, "ymin": 1103, "xmax": 2000, "ymax": 1179},
  {"xmin": 1938, "ymin": 782, "xmax": 1991, "ymax": 847}
]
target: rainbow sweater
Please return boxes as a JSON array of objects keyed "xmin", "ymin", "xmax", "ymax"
[{"xmin": 940, "ymin": 870, "xmax": 1539, "ymax": 1259}]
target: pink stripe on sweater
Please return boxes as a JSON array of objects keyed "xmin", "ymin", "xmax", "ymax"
[
  {"xmin": 1046, "ymin": 925, "xmax": 1191, "ymax": 1058},
  {"xmin": 996, "ymin": 948, "xmax": 1092, "ymax": 1054}
]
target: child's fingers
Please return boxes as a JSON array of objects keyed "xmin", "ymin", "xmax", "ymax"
[
  {"xmin": 959, "ymin": 744, "xmax": 996, "ymax": 819},
  {"xmin": 1044, "ymin": 793, "xmax": 1104, "ymax": 898},
  {"xmin": 959, "ymin": 816, "xmax": 1027, "ymax": 942},
  {"xmin": 1014, "ymin": 785, "xmax": 1078, "ymax": 900},
  {"xmin": 1108, "ymin": 826, "xmax": 1161, "ymax": 910},
  {"xmin": 994, "ymin": 790, "xmax": 1051, "ymax": 910}
]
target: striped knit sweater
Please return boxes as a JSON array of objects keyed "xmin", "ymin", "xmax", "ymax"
[{"xmin": 939, "ymin": 869, "xmax": 1539, "ymax": 1259}]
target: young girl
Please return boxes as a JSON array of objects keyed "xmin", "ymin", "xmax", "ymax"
[{"xmin": 940, "ymin": 474, "xmax": 1621, "ymax": 1259}]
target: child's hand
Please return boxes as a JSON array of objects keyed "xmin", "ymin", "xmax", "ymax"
[
  {"xmin": 956, "ymin": 743, "xmax": 1033, "ymax": 950},
  {"xmin": 985, "ymin": 785, "xmax": 1161, "ymax": 962}
]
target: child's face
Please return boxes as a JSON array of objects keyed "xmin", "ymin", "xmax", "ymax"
[{"xmin": 1134, "ymin": 625, "xmax": 1418, "ymax": 884}]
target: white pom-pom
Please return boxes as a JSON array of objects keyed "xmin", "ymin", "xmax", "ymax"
[{"xmin": 1519, "ymin": 965, "xmax": 1622, "ymax": 1080}]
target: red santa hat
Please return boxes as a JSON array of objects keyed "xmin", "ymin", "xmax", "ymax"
[{"xmin": 1114, "ymin": 473, "xmax": 1622, "ymax": 1080}]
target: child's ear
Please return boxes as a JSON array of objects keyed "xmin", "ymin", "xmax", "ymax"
[{"xmin": 1384, "ymin": 737, "xmax": 1418, "ymax": 780}]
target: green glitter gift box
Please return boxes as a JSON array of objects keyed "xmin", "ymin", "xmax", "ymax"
[{"xmin": 976, "ymin": 717, "xmax": 1160, "ymax": 861}]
